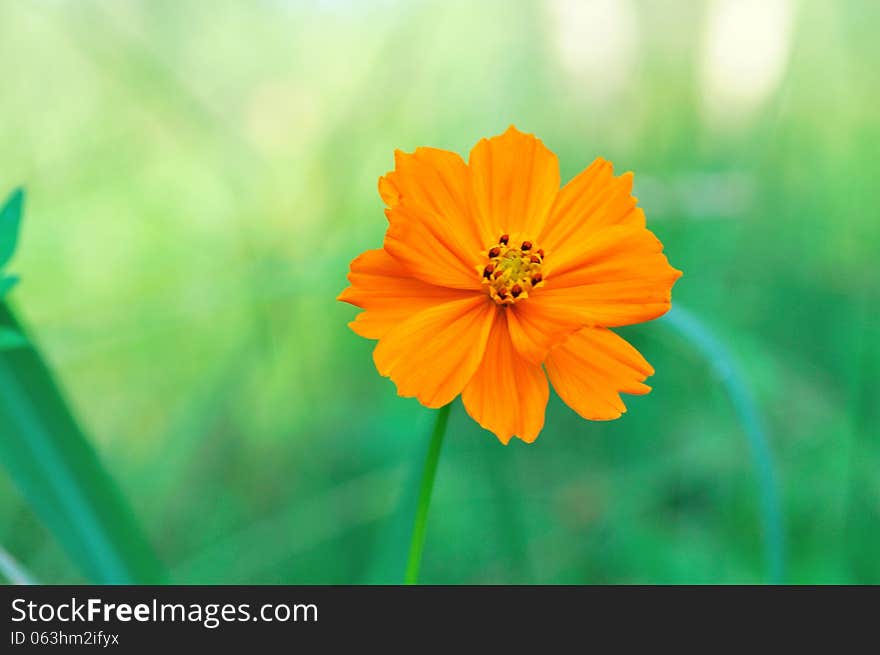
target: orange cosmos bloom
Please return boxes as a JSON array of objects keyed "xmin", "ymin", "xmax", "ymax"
[{"xmin": 339, "ymin": 126, "xmax": 682, "ymax": 444}]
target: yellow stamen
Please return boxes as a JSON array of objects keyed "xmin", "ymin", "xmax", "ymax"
[{"xmin": 478, "ymin": 235, "xmax": 545, "ymax": 305}]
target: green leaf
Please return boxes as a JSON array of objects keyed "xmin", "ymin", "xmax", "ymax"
[
  {"xmin": 0, "ymin": 275, "xmax": 19, "ymax": 298},
  {"xmin": 0, "ymin": 187, "xmax": 24, "ymax": 269},
  {"xmin": 0, "ymin": 304, "xmax": 163, "ymax": 583},
  {"xmin": 0, "ymin": 545, "xmax": 39, "ymax": 585},
  {"xmin": 0, "ymin": 326, "xmax": 27, "ymax": 350}
]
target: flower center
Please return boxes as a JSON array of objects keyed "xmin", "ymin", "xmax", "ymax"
[{"xmin": 480, "ymin": 234, "xmax": 545, "ymax": 305}]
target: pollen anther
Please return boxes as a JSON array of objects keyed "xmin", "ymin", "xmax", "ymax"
[{"xmin": 478, "ymin": 234, "xmax": 546, "ymax": 305}]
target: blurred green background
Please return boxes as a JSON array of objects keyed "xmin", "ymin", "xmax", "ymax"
[{"xmin": 0, "ymin": 0, "xmax": 878, "ymax": 584}]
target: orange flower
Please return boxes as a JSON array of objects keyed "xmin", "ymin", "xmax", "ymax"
[{"xmin": 339, "ymin": 126, "xmax": 682, "ymax": 444}]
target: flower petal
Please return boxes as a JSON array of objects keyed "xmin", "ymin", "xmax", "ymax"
[
  {"xmin": 535, "ymin": 224, "xmax": 682, "ymax": 328},
  {"xmin": 378, "ymin": 176, "xmax": 401, "ymax": 207},
  {"xmin": 380, "ymin": 147, "xmax": 469, "ymax": 209},
  {"xmin": 373, "ymin": 295, "xmax": 496, "ymax": 408},
  {"xmin": 505, "ymin": 223, "xmax": 680, "ymax": 362},
  {"xmin": 378, "ymin": 147, "xmax": 486, "ymax": 290},
  {"xmin": 468, "ymin": 125, "xmax": 560, "ymax": 244},
  {"xmin": 380, "ymin": 146, "xmax": 483, "ymax": 250},
  {"xmin": 461, "ymin": 309, "xmax": 549, "ymax": 444},
  {"xmin": 545, "ymin": 327, "xmax": 654, "ymax": 420},
  {"xmin": 539, "ymin": 157, "xmax": 645, "ymax": 257},
  {"xmin": 505, "ymin": 302, "xmax": 573, "ymax": 365},
  {"xmin": 338, "ymin": 248, "xmax": 474, "ymax": 339},
  {"xmin": 384, "ymin": 203, "xmax": 483, "ymax": 290}
]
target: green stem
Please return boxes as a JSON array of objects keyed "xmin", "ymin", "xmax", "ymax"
[
  {"xmin": 404, "ymin": 403, "xmax": 452, "ymax": 585},
  {"xmin": 661, "ymin": 306, "xmax": 786, "ymax": 583}
]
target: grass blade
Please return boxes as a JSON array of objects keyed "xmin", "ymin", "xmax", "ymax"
[
  {"xmin": 0, "ymin": 188, "xmax": 23, "ymax": 269},
  {"xmin": 0, "ymin": 545, "xmax": 39, "ymax": 585},
  {"xmin": 0, "ymin": 275, "xmax": 18, "ymax": 298},
  {"xmin": 661, "ymin": 305, "xmax": 786, "ymax": 584},
  {"xmin": 0, "ymin": 303, "xmax": 163, "ymax": 583},
  {"xmin": 0, "ymin": 326, "xmax": 27, "ymax": 350}
]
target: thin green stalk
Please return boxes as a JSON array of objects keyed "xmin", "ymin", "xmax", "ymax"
[
  {"xmin": 404, "ymin": 403, "xmax": 452, "ymax": 585},
  {"xmin": 661, "ymin": 305, "xmax": 785, "ymax": 583}
]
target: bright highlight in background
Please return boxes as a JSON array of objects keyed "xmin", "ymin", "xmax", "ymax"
[
  {"xmin": 546, "ymin": 0, "xmax": 638, "ymax": 101},
  {"xmin": 700, "ymin": 0, "xmax": 797, "ymax": 126}
]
